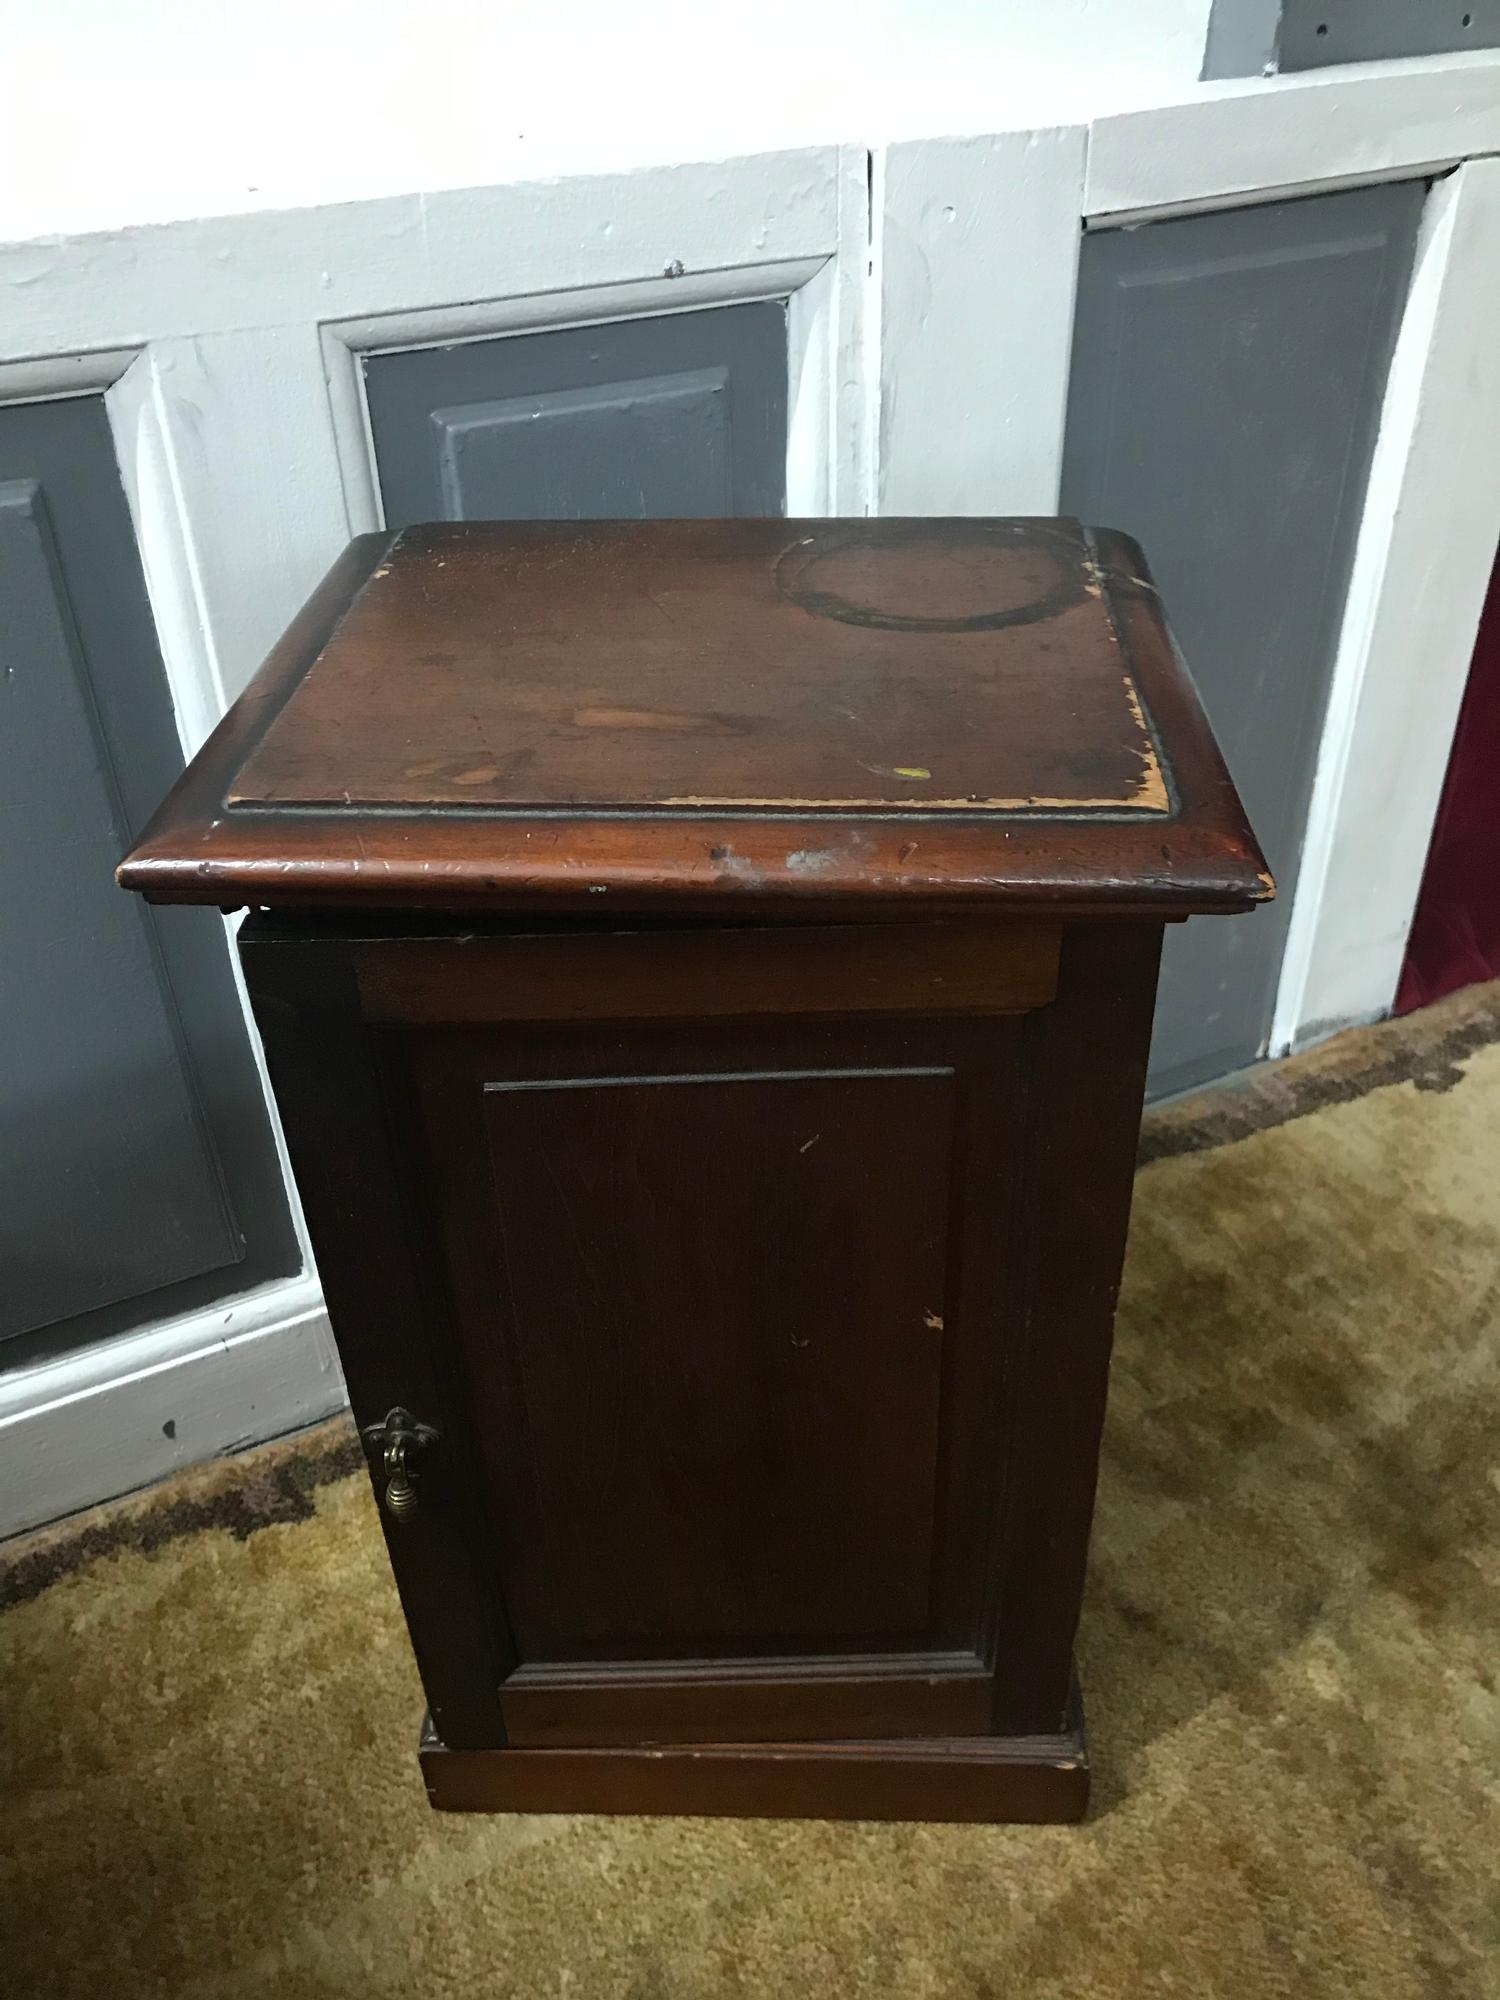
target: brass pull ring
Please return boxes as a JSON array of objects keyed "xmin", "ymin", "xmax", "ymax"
[{"xmin": 360, "ymin": 1407, "xmax": 441, "ymax": 1521}]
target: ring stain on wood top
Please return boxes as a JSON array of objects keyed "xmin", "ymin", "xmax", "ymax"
[
  {"xmin": 118, "ymin": 519, "xmax": 1268, "ymax": 916},
  {"xmin": 228, "ymin": 520, "xmax": 1169, "ymax": 817}
]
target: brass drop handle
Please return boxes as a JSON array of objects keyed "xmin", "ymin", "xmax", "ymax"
[{"xmin": 361, "ymin": 1407, "xmax": 441, "ymax": 1521}]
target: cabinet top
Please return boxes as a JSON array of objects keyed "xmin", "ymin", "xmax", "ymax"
[{"xmin": 119, "ymin": 519, "xmax": 1271, "ymax": 920}]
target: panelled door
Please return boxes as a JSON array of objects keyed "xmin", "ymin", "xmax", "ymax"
[
  {"xmin": 384, "ymin": 930, "xmax": 1048, "ymax": 1748},
  {"xmin": 243, "ymin": 915, "xmax": 1163, "ymax": 1753},
  {"xmin": 240, "ymin": 916, "xmax": 1114, "ymax": 1750}
]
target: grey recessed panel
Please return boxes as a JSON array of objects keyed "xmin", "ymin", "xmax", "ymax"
[
  {"xmin": 1203, "ymin": 0, "xmax": 1500, "ymax": 74},
  {"xmin": 1281, "ymin": 0, "xmax": 1500, "ymax": 70},
  {"xmin": 1201, "ymin": 0, "xmax": 1282, "ymax": 76},
  {"xmin": 365, "ymin": 302, "xmax": 786, "ymax": 527},
  {"xmin": 0, "ymin": 482, "xmax": 237, "ymax": 1337},
  {"xmin": 0, "ymin": 397, "xmax": 299, "ymax": 1360},
  {"xmin": 1062, "ymin": 181, "xmax": 1424, "ymax": 1097},
  {"xmin": 433, "ymin": 369, "xmax": 734, "ymax": 521}
]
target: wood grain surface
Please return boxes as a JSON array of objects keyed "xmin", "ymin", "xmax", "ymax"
[
  {"xmin": 230, "ymin": 519, "xmax": 1167, "ymax": 814},
  {"xmin": 118, "ymin": 521, "xmax": 1273, "ymax": 920}
]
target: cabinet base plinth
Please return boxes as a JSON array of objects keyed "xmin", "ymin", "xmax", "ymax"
[{"xmin": 418, "ymin": 1706, "xmax": 1090, "ymax": 1824}]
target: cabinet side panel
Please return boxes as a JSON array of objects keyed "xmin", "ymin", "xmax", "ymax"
[
  {"xmin": 991, "ymin": 922, "xmax": 1164, "ymax": 1731},
  {"xmin": 239, "ymin": 931, "xmax": 514, "ymax": 1749}
]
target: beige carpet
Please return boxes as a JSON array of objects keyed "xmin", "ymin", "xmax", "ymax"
[{"xmin": 3, "ymin": 984, "xmax": 1499, "ymax": 1998}]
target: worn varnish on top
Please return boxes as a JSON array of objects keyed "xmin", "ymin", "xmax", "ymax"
[
  {"xmin": 234, "ymin": 520, "xmax": 1167, "ymax": 816},
  {"xmin": 119, "ymin": 518, "xmax": 1271, "ymax": 917}
]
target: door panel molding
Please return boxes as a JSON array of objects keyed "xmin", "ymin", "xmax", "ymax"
[
  {"xmin": 429, "ymin": 367, "xmax": 734, "ymax": 519},
  {"xmin": 361, "ymin": 306, "xmax": 786, "ymax": 525},
  {"xmin": 498, "ymin": 1652, "xmax": 992, "ymax": 1748},
  {"xmin": 320, "ymin": 257, "xmax": 827, "ymax": 534},
  {"xmin": 321, "ymin": 916, "xmax": 1069, "ymax": 1745}
]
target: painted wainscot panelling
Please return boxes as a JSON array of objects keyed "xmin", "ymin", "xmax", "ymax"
[{"xmin": 4, "ymin": 38, "xmax": 1500, "ymax": 1529}]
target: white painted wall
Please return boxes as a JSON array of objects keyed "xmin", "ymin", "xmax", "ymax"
[
  {"xmin": 0, "ymin": 0, "xmax": 1213, "ymax": 241},
  {"xmin": 4, "ymin": 11, "xmax": 1499, "ymax": 1535}
]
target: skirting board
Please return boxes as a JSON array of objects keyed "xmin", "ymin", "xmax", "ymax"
[{"xmin": 0, "ymin": 1275, "xmax": 346, "ymax": 1539}]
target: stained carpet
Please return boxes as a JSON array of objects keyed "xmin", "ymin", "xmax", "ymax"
[{"xmin": 3, "ymin": 983, "xmax": 1499, "ymax": 1998}]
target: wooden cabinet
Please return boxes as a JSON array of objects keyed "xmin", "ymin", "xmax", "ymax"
[{"xmin": 120, "ymin": 518, "xmax": 1269, "ymax": 1823}]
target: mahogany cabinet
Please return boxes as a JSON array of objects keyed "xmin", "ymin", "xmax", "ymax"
[{"xmin": 119, "ymin": 519, "xmax": 1270, "ymax": 1822}]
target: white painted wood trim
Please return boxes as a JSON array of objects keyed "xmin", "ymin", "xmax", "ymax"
[
  {"xmin": 784, "ymin": 255, "xmax": 841, "ymax": 514},
  {"xmin": 0, "ymin": 153, "xmax": 849, "ymax": 355},
  {"xmin": 318, "ymin": 147, "xmax": 869, "ymax": 525},
  {"xmin": 785, "ymin": 143, "xmax": 874, "ymax": 515},
  {"xmin": 878, "ymin": 127, "xmax": 1088, "ymax": 515},
  {"xmin": 103, "ymin": 351, "xmax": 327, "ymax": 1315},
  {"xmin": 0, "ymin": 1276, "xmax": 345, "ymax": 1540},
  {"xmin": 1271, "ymin": 159, "xmax": 1500, "ymax": 1049},
  {"xmin": 859, "ymin": 145, "xmax": 886, "ymax": 518},
  {"xmin": 106, "ymin": 349, "xmax": 234, "ymax": 753},
  {"xmin": 0, "ymin": 348, "xmax": 138, "ymax": 408},
  {"xmin": 320, "ymin": 250, "xmax": 860, "ymax": 527},
  {"xmin": 1086, "ymin": 50, "xmax": 1500, "ymax": 220}
]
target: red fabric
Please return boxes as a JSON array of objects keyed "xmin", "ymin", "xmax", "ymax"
[{"xmin": 1397, "ymin": 544, "xmax": 1500, "ymax": 1013}]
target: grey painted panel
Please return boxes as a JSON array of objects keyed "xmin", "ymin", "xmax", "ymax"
[
  {"xmin": 434, "ymin": 369, "xmax": 733, "ymax": 520},
  {"xmin": 1062, "ymin": 181, "xmax": 1423, "ymax": 1097},
  {"xmin": 1203, "ymin": 0, "xmax": 1498, "ymax": 74},
  {"xmin": 1280, "ymin": 0, "xmax": 1500, "ymax": 70},
  {"xmin": 0, "ymin": 482, "xmax": 237, "ymax": 1337},
  {"xmin": 0, "ymin": 397, "xmax": 299, "ymax": 1363},
  {"xmin": 1201, "ymin": 0, "xmax": 1281, "ymax": 77},
  {"xmin": 366, "ymin": 302, "xmax": 786, "ymax": 527}
]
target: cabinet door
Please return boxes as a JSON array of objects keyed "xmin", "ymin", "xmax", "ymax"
[
  {"xmin": 415, "ymin": 1013, "xmax": 1011, "ymax": 1745},
  {"xmin": 244, "ymin": 919, "xmax": 1159, "ymax": 1750}
]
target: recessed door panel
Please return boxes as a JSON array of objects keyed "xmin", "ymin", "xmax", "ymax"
[
  {"xmin": 365, "ymin": 303, "xmax": 787, "ymax": 527},
  {"xmin": 407, "ymin": 1003, "xmax": 1028, "ymax": 1745},
  {"xmin": 478, "ymin": 1063, "xmax": 953, "ymax": 1651},
  {"xmin": 0, "ymin": 396, "xmax": 297, "ymax": 1358},
  {"xmin": 1062, "ymin": 181, "xmax": 1422, "ymax": 1095},
  {"xmin": 0, "ymin": 479, "xmax": 238, "ymax": 1333}
]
